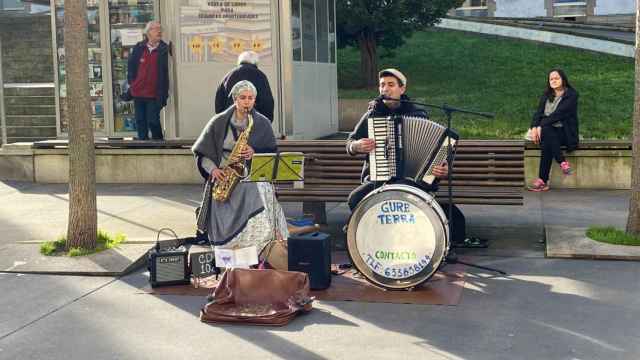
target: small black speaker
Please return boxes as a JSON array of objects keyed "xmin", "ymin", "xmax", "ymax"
[
  {"xmin": 288, "ymin": 232, "xmax": 331, "ymax": 290},
  {"xmin": 148, "ymin": 244, "xmax": 190, "ymax": 288}
]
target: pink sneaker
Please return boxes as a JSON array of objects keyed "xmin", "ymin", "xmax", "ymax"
[
  {"xmin": 528, "ymin": 178, "xmax": 549, "ymax": 192},
  {"xmin": 560, "ymin": 161, "xmax": 572, "ymax": 175}
]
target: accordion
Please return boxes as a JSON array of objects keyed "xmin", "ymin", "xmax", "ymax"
[{"xmin": 367, "ymin": 116, "xmax": 459, "ymax": 184}]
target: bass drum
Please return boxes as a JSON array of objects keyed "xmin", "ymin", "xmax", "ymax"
[{"xmin": 346, "ymin": 184, "xmax": 449, "ymax": 290}]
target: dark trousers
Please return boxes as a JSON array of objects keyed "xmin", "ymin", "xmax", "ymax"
[
  {"xmin": 134, "ymin": 99, "xmax": 163, "ymax": 140},
  {"xmin": 538, "ymin": 126, "xmax": 567, "ymax": 182},
  {"xmin": 348, "ymin": 181, "xmax": 466, "ymax": 244}
]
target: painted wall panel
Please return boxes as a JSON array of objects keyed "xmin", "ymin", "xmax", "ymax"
[
  {"xmin": 495, "ymin": 0, "xmax": 547, "ymax": 17},
  {"xmin": 594, "ymin": 0, "xmax": 635, "ymax": 15}
]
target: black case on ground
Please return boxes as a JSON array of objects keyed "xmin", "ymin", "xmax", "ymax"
[{"xmin": 287, "ymin": 232, "xmax": 331, "ymax": 290}]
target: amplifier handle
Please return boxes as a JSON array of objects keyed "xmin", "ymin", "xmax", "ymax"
[{"xmin": 155, "ymin": 228, "xmax": 180, "ymax": 251}]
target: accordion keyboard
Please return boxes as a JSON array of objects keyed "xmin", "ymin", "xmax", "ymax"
[{"xmin": 367, "ymin": 117, "xmax": 396, "ymax": 181}]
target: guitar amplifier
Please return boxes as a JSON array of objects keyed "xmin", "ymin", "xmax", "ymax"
[
  {"xmin": 288, "ymin": 232, "xmax": 331, "ymax": 290},
  {"xmin": 148, "ymin": 243, "xmax": 191, "ymax": 288}
]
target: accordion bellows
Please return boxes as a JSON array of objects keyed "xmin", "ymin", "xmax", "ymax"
[{"xmin": 367, "ymin": 116, "xmax": 459, "ymax": 184}]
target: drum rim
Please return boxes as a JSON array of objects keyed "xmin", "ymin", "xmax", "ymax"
[{"xmin": 347, "ymin": 184, "xmax": 449, "ymax": 290}]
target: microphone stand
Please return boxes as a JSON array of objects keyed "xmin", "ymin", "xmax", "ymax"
[{"xmin": 382, "ymin": 96, "xmax": 507, "ymax": 275}]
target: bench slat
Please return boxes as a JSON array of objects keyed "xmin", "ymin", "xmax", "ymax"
[
  {"xmin": 302, "ymin": 154, "xmax": 523, "ymax": 161},
  {"xmin": 275, "ymin": 139, "xmax": 525, "ymax": 207},
  {"xmin": 276, "ymin": 195, "xmax": 522, "ymax": 205},
  {"xmin": 277, "ymin": 188, "xmax": 522, "ymax": 199},
  {"xmin": 305, "ymin": 165, "xmax": 523, "ymax": 175},
  {"xmin": 440, "ymin": 180, "xmax": 524, "ymax": 186}
]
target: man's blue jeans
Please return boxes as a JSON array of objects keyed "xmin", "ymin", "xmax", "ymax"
[{"xmin": 134, "ymin": 99, "xmax": 163, "ymax": 140}]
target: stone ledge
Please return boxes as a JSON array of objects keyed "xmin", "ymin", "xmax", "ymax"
[
  {"xmin": 525, "ymin": 149, "xmax": 630, "ymax": 189},
  {"xmin": 0, "ymin": 243, "xmax": 151, "ymax": 276},
  {"xmin": 0, "ymin": 142, "xmax": 34, "ymax": 155},
  {"xmin": 32, "ymin": 148, "xmax": 194, "ymax": 155},
  {"xmin": 545, "ymin": 225, "xmax": 640, "ymax": 260}
]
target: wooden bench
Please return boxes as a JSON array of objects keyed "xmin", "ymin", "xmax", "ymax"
[{"xmin": 275, "ymin": 139, "xmax": 525, "ymax": 223}]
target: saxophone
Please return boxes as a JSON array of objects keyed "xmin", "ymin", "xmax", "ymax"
[{"xmin": 212, "ymin": 111, "xmax": 254, "ymax": 202}]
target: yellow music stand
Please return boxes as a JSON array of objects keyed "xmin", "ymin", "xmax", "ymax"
[{"xmin": 246, "ymin": 152, "xmax": 304, "ymax": 183}]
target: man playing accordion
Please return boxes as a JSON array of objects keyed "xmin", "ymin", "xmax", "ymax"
[
  {"xmin": 346, "ymin": 68, "xmax": 482, "ymax": 248},
  {"xmin": 346, "ymin": 68, "xmax": 448, "ymax": 209}
]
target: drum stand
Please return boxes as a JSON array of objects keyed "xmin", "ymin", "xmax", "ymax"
[
  {"xmin": 388, "ymin": 97, "xmax": 507, "ymax": 276},
  {"xmin": 440, "ymin": 104, "xmax": 507, "ymax": 275}
]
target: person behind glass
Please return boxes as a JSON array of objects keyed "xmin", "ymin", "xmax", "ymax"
[
  {"xmin": 528, "ymin": 69, "xmax": 579, "ymax": 192},
  {"xmin": 192, "ymin": 80, "xmax": 289, "ymax": 256},
  {"xmin": 215, "ymin": 51, "xmax": 275, "ymax": 122},
  {"xmin": 127, "ymin": 21, "xmax": 169, "ymax": 140}
]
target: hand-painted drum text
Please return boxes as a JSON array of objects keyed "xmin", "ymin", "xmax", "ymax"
[
  {"xmin": 377, "ymin": 201, "xmax": 416, "ymax": 225},
  {"xmin": 364, "ymin": 253, "xmax": 431, "ymax": 279}
]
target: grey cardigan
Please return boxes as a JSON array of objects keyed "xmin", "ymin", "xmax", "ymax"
[{"xmin": 192, "ymin": 105, "xmax": 277, "ymax": 179}]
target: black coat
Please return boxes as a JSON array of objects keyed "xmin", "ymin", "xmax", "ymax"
[
  {"xmin": 531, "ymin": 87, "xmax": 579, "ymax": 151},
  {"xmin": 214, "ymin": 63, "xmax": 275, "ymax": 122},
  {"xmin": 127, "ymin": 40, "xmax": 170, "ymax": 107}
]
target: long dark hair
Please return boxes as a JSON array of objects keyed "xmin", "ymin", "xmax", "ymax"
[{"xmin": 544, "ymin": 68, "xmax": 572, "ymax": 100}]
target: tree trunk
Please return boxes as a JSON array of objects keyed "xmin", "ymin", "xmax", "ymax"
[
  {"xmin": 64, "ymin": 0, "xmax": 97, "ymax": 250},
  {"xmin": 358, "ymin": 31, "xmax": 378, "ymax": 89},
  {"xmin": 627, "ymin": 6, "xmax": 640, "ymax": 235}
]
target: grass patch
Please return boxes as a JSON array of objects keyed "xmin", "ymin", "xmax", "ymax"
[
  {"xmin": 586, "ymin": 226, "xmax": 640, "ymax": 246},
  {"xmin": 40, "ymin": 229, "xmax": 127, "ymax": 256},
  {"xmin": 338, "ymin": 28, "xmax": 634, "ymax": 139},
  {"xmin": 39, "ymin": 235, "xmax": 66, "ymax": 256}
]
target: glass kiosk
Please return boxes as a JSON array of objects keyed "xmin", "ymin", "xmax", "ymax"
[
  {"xmin": 50, "ymin": 0, "xmax": 337, "ymax": 140},
  {"xmin": 51, "ymin": 0, "xmax": 158, "ymax": 138},
  {"xmin": 53, "ymin": 0, "xmax": 106, "ymax": 134}
]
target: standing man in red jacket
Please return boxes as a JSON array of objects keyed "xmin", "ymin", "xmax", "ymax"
[{"xmin": 128, "ymin": 21, "xmax": 170, "ymax": 140}]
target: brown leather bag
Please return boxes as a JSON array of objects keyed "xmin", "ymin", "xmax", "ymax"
[{"xmin": 200, "ymin": 268, "xmax": 313, "ymax": 326}]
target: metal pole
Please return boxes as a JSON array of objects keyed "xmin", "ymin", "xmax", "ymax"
[{"xmin": 0, "ymin": 34, "xmax": 7, "ymax": 145}]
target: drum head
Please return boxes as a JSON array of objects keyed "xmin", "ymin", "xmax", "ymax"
[{"xmin": 347, "ymin": 185, "xmax": 448, "ymax": 290}]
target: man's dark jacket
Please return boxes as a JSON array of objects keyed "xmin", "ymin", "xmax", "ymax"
[
  {"xmin": 214, "ymin": 63, "xmax": 274, "ymax": 122},
  {"xmin": 530, "ymin": 87, "xmax": 579, "ymax": 151},
  {"xmin": 127, "ymin": 40, "xmax": 170, "ymax": 107}
]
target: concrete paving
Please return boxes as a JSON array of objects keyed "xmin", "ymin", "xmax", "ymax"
[
  {"xmin": 1, "ymin": 181, "xmax": 639, "ymax": 359},
  {"xmin": 546, "ymin": 225, "xmax": 640, "ymax": 260}
]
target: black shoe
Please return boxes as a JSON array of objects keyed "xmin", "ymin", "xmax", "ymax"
[
  {"xmin": 452, "ymin": 237, "xmax": 489, "ymax": 248},
  {"xmin": 445, "ymin": 250, "xmax": 458, "ymax": 263}
]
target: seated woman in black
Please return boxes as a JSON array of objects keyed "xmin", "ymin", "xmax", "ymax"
[{"xmin": 528, "ymin": 68, "xmax": 579, "ymax": 192}]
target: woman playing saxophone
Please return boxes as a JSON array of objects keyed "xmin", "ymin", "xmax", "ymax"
[{"xmin": 192, "ymin": 80, "xmax": 289, "ymax": 255}]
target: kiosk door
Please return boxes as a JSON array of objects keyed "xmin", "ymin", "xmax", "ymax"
[{"xmin": 168, "ymin": 0, "xmax": 280, "ymax": 139}]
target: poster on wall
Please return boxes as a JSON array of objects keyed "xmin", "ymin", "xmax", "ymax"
[{"xmin": 179, "ymin": 0, "xmax": 272, "ymax": 64}]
